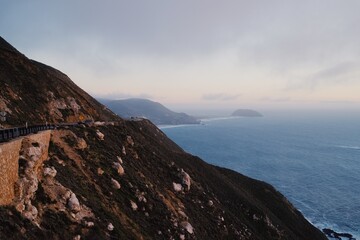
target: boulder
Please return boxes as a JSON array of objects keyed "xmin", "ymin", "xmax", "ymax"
[
  {"xmin": 23, "ymin": 204, "xmax": 38, "ymax": 221},
  {"xmin": 43, "ymin": 167, "xmax": 57, "ymax": 178},
  {"xmin": 180, "ymin": 169, "xmax": 191, "ymax": 191},
  {"xmin": 180, "ymin": 221, "xmax": 194, "ymax": 234},
  {"xmin": 68, "ymin": 193, "xmax": 81, "ymax": 212},
  {"xmin": 111, "ymin": 178, "xmax": 121, "ymax": 189},
  {"xmin": 76, "ymin": 138, "xmax": 87, "ymax": 150},
  {"xmin": 85, "ymin": 221, "xmax": 94, "ymax": 227},
  {"xmin": 97, "ymin": 168, "xmax": 104, "ymax": 175},
  {"xmin": 73, "ymin": 235, "xmax": 81, "ymax": 240},
  {"xmin": 96, "ymin": 130, "xmax": 105, "ymax": 140},
  {"xmin": 178, "ymin": 210, "xmax": 188, "ymax": 220},
  {"xmin": 135, "ymin": 191, "xmax": 147, "ymax": 203},
  {"xmin": 117, "ymin": 156, "xmax": 123, "ymax": 164},
  {"xmin": 53, "ymin": 98, "xmax": 67, "ymax": 109},
  {"xmin": 27, "ymin": 146, "xmax": 42, "ymax": 161},
  {"xmin": 67, "ymin": 97, "xmax": 81, "ymax": 113},
  {"xmin": 126, "ymin": 136, "xmax": 134, "ymax": 146},
  {"xmin": 107, "ymin": 223, "xmax": 114, "ymax": 231},
  {"xmin": 130, "ymin": 200, "xmax": 138, "ymax": 211},
  {"xmin": 173, "ymin": 182, "xmax": 183, "ymax": 192},
  {"xmin": 112, "ymin": 162, "xmax": 125, "ymax": 175},
  {"xmin": 94, "ymin": 121, "xmax": 105, "ymax": 126}
]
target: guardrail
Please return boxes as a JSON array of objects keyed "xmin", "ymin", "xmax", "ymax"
[
  {"xmin": 0, "ymin": 125, "xmax": 55, "ymax": 143},
  {"xmin": 0, "ymin": 120, "xmax": 93, "ymax": 143}
]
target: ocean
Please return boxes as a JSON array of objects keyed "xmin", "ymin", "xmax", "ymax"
[{"xmin": 161, "ymin": 110, "xmax": 360, "ymax": 239}]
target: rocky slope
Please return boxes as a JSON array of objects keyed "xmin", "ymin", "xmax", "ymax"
[
  {"xmin": 100, "ymin": 98, "xmax": 200, "ymax": 125},
  {"xmin": 0, "ymin": 36, "xmax": 327, "ymax": 240},
  {"xmin": 0, "ymin": 36, "xmax": 117, "ymax": 128}
]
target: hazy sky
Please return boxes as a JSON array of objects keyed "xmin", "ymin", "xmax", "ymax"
[{"xmin": 1, "ymin": 1, "xmax": 360, "ymax": 111}]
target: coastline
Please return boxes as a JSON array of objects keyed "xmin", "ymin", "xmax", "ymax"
[
  {"xmin": 161, "ymin": 117, "xmax": 359, "ymax": 240},
  {"xmin": 158, "ymin": 123, "xmax": 200, "ymax": 129}
]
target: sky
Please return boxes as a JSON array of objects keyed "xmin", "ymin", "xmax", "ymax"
[{"xmin": 1, "ymin": 0, "xmax": 360, "ymax": 112}]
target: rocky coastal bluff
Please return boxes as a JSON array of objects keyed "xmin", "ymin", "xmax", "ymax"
[{"xmin": 0, "ymin": 36, "xmax": 326, "ymax": 240}]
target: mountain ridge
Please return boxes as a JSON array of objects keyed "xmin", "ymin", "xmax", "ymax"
[{"xmin": 100, "ymin": 98, "xmax": 200, "ymax": 125}]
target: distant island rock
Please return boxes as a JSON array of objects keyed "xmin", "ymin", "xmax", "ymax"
[
  {"xmin": 99, "ymin": 98, "xmax": 200, "ymax": 125},
  {"xmin": 231, "ymin": 109, "xmax": 263, "ymax": 117}
]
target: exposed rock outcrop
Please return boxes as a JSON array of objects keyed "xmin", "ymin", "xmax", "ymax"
[
  {"xmin": 126, "ymin": 136, "xmax": 134, "ymax": 146},
  {"xmin": 111, "ymin": 178, "xmax": 121, "ymax": 189},
  {"xmin": 122, "ymin": 146, "xmax": 126, "ymax": 155},
  {"xmin": 43, "ymin": 167, "xmax": 57, "ymax": 178},
  {"xmin": 112, "ymin": 162, "xmax": 125, "ymax": 175},
  {"xmin": 130, "ymin": 200, "xmax": 138, "ymax": 211},
  {"xmin": 76, "ymin": 138, "xmax": 87, "ymax": 150},
  {"xmin": 107, "ymin": 223, "xmax": 114, "ymax": 231},
  {"xmin": 180, "ymin": 221, "xmax": 194, "ymax": 234},
  {"xmin": 68, "ymin": 193, "xmax": 81, "ymax": 212},
  {"xmin": 97, "ymin": 168, "xmax": 104, "ymax": 175},
  {"xmin": 96, "ymin": 130, "xmax": 105, "ymax": 140},
  {"xmin": 180, "ymin": 169, "xmax": 191, "ymax": 191},
  {"xmin": 116, "ymin": 156, "xmax": 123, "ymax": 164},
  {"xmin": 322, "ymin": 228, "xmax": 355, "ymax": 240},
  {"xmin": 173, "ymin": 182, "xmax": 182, "ymax": 192},
  {"xmin": 13, "ymin": 135, "xmax": 51, "ymax": 222}
]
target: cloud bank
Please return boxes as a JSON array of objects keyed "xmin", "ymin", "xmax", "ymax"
[{"xmin": 1, "ymin": 0, "xmax": 360, "ymax": 108}]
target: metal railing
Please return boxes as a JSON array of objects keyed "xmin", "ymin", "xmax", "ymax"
[{"xmin": 0, "ymin": 120, "xmax": 93, "ymax": 143}]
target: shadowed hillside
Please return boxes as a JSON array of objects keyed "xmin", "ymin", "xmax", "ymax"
[{"xmin": 0, "ymin": 37, "xmax": 327, "ymax": 240}]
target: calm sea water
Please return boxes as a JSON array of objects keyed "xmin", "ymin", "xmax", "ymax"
[{"xmin": 161, "ymin": 110, "xmax": 360, "ymax": 239}]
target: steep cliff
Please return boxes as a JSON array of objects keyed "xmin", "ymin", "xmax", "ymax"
[
  {"xmin": 0, "ymin": 36, "xmax": 117, "ymax": 128},
  {"xmin": 0, "ymin": 37, "xmax": 327, "ymax": 240}
]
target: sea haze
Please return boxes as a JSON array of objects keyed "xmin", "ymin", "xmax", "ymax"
[{"xmin": 162, "ymin": 110, "xmax": 360, "ymax": 239}]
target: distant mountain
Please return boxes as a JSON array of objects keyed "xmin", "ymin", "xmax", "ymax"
[
  {"xmin": 232, "ymin": 109, "xmax": 263, "ymax": 117},
  {"xmin": 100, "ymin": 98, "xmax": 200, "ymax": 125}
]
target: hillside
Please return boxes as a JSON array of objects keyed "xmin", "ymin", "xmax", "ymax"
[
  {"xmin": 0, "ymin": 36, "xmax": 117, "ymax": 128},
  {"xmin": 0, "ymin": 36, "xmax": 327, "ymax": 240},
  {"xmin": 100, "ymin": 98, "xmax": 200, "ymax": 125}
]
